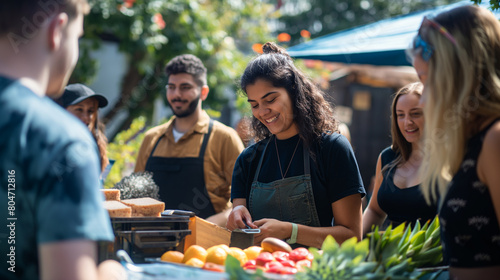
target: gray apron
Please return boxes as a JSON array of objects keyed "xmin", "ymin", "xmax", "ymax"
[{"xmin": 249, "ymin": 136, "xmax": 321, "ymax": 228}]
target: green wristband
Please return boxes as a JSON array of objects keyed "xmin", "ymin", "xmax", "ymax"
[{"xmin": 286, "ymin": 223, "xmax": 298, "ymax": 244}]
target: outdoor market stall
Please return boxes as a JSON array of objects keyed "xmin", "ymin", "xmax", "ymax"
[{"xmin": 99, "ymin": 188, "xmax": 447, "ymax": 280}]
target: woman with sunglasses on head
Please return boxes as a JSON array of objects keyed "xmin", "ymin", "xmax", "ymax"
[
  {"xmin": 55, "ymin": 83, "xmax": 110, "ymax": 175},
  {"xmin": 409, "ymin": 5, "xmax": 500, "ymax": 279},
  {"xmin": 362, "ymin": 82, "xmax": 437, "ymax": 236},
  {"xmin": 226, "ymin": 42, "xmax": 365, "ymax": 248}
]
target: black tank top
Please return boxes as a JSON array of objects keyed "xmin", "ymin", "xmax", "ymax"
[
  {"xmin": 377, "ymin": 147, "xmax": 438, "ymax": 227},
  {"xmin": 439, "ymin": 119, "xmax": 500, "ymax": 267}
]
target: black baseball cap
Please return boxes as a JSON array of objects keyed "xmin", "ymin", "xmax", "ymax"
[{"xmin": 56, "ymin": 83, "xmax": 108, "ymax": 108}]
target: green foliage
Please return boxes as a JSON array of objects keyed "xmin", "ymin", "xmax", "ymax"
[
  {"xmin": 306, "ymin": 237, "xmax": 373, "ymax": 279},
  {"xmin": 273, "ymin": 0, "xmax": 462, "ymax": 46},
  {"xmin": 223, "ymin": 216, "xmax": 443, "ymax": 279},
  {"xmin": 71, "ymin": 0, "xmax": 275, "ymax": 129},
  {"xmin": 366, "ymin": 216, "xmax": 443, "ymax": 273},
  {"xmin": 297, "ymin": 216, "xmax": 443, "ymax": 280},
  {"xmin": 472, "ymin": 0, "xmax": 500, "ymax": 10},
  {"xmin": 296, "ymin": 236, "xmax": 420, "ymax": 280},
  {"xmin": 104, "ymin": 116, "xmax": 147, "ymax": 189}
]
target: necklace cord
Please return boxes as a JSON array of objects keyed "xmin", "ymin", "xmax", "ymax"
[{"xmin": 274, "ymin": 137, "xmax": 301, "ymax": 179}]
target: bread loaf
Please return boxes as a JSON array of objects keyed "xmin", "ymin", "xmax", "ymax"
[
  {"xmin": 103, "ymin": 201, "xmax": 131, "ymax": 217},
  {"xmin": 101, "ymin": 189, "xmax": 120, "ymax": 201},
  {"xmin": 121, "ymin": 197, "xmax": 165, "ymax": 217}
]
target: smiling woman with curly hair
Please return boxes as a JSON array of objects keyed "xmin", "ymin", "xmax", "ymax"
[{"xmin": 227, "ymin": 42, "xmax": 366, "ymax": 249}]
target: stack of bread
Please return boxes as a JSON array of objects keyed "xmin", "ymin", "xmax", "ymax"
[{"xmin": 101, "ymin": 189, "xmax": 165, "ymax": 218}]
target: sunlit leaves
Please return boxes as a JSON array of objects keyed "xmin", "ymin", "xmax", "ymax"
[{"xmin": 72, "ymin": 0, "xmax": 274, "ymax": 124}]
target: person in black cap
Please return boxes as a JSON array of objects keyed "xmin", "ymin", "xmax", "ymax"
[{"xmin": 56, "ymin": 83, "xmax": 110, "ymax": 173}]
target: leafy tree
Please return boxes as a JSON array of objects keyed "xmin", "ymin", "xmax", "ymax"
[
  {"xmin": 472, "ymin": 0, "xmax": 500, "ymax": 9},
  {"xmin": 104, "ymin": 116, "xmax": 146, "ymax": 188},
  {"xmin": 272, "ymin": 0, "xmax": 462, "ymax": 46},
  {"xmin": 71, "ymin": 0, "xmax": 274, "ymax": 137}
]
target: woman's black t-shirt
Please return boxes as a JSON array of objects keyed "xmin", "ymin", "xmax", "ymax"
[{"xmin": 231, "ymin": 133, "xmax": 365, "ymax": 227}]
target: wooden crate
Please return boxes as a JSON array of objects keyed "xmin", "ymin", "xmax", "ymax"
[{"xmin": 183, "ymin": 216, "xmax": 231, "ymax": 250}]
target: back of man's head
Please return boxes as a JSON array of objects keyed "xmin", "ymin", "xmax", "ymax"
[
  {"xmin": 165, "ymin": 54, "xmax": 207, "ymax": 87},
  {"xmin": 0, "ymin": 0, "xmax": 90, "ymax": 37}
]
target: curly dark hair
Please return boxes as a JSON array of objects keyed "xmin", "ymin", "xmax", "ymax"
[
  {"xmin": 165, "ymin": 54, "xmax": 207, "ymax": 87},
  {"xmin": 240, "ymin": 42, "xmax": 338, "ymax": 152}
]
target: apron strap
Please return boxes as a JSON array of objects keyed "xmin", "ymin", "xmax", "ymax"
[
  {"xmin": 253, "ymin": 135, "xmax": 309, "ymax": 182},
  {"xmin": 148, "ymin": 119, "xmax": 214, "ymax": 159},
  {"xmin": 149, "ymin": 134, "xmax": 165, "ymax": 157},
  {"xmin": 303, "ymin": 144, "xmax": 310, "ymax": 175},
  {"xmin": 198, "ymin": 119, "xmax": 213, "ymax": 158},
  {"xmin": 252, "ymin": 136, "xmax": 272, "ymax": 182}
]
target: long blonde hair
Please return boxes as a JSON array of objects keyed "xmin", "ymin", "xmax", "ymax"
[{"xmin": 419, "ymin": 5, "xmax": 500, "ymax": 203}]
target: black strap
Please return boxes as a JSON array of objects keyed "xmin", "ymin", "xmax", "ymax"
[
  {"xmin": 149, "ymin": 119, "xmax": 214, "ymax": 158},
  {"xmin": 480, "ymin": 117, "xmax": 500, "ymax": 136},
  {"xmin": 303, "ymin": 142, "xmax": 310, "ymax": 175},
  {"xmin": 198, "ymin": 119, "xmax": 213, "ymax": 158},
  {"xmin": 149, "ymin": 134, "xmax": 165, "ymax": 157},
  {"xmin": 253, "ymin": 137, "xmax": 271, "ymax": 182}
]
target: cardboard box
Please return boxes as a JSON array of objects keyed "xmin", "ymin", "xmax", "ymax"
[{"xmin": 184, "ymin": 216, "xmax": 231, "ymax": 250}]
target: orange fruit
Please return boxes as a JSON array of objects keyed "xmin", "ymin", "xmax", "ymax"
[
  {"xmin": 205, "ymin": 246, "xmax": 228, "ymax": 265},
  {"xmin": 185, "ymin": 257, "xmax": 204, "ymax": 268},
  {"xmin": 207, "ymin": 244, "xmax": 231, "ymax": 255},
  {"xmin": 182, "ymin": 245, "xmax": 207, "ymax": 263},
  {"xmin": 217, "ymin": 244, "xmax": 231, "ymax": 254},
  {"xmin": 244, "ymin": 246, "xmax": 263, "ymax": 261},
  {"xmin": 229, "ymin": 247, "xmax": 248, "ymax": 265},
  {"xmin": 161, "ymin": 250, "xmax": 184, "ymax": 263}
]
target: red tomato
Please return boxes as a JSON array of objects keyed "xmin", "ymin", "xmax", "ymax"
[
  {"xmin": 289, "ymin": 247, "xmax": 310, "ymax": 262},
  {"xmin": 269, "ymin": 266, "xmax": 298, "ymax": 275},
  {"xmin": 243, "ymin": 259, "xmax": 256, "ymax": 270},
  {"xmin": 272, "ymin": 251, "xmax": 289, "ymax": 262},
  {"xmin": 279, "ymin": 259, "xmax": 296, "ymax": 268},
  {"xmin": 306, "ymin": 253, "xmax": 314, "ymax": 261},
  {"xmin": 202, "ymin": 262, "xmax": 225, "ymax": 273},
  {"xmin": 255, "ymin": 252, "xmax": 276, "ymax": 266},
  {"xmin": 295, "ymin": 259, "xmax": 312, "ymax": 271},
  {"xmin": 266, "ymin": 267, "xmax": 279, "ymax": 274},
  {"xmin": 265, "ymin": 261, "xmax": 283, "ymax": 270},
  {"xmin": 281, "ymin": 266, "xmax": 298, "ymax": 274}
]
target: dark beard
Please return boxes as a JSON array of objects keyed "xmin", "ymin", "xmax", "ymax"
[{"xmin": 170, "ymin": 94, "xmax": 200, "ymax": 118}]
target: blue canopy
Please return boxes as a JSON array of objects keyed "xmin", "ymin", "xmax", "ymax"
[{"xmin": 287, "ymin": 1, "xmax": 500, "ymax": 66}]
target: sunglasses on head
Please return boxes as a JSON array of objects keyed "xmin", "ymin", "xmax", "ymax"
[
  {"xmin": 407, "ymin": 16, "xmax": 457, "ymax": 63},
  {"xmin": 419, "ymin": 17, "xmax": 457, "ymax": 45},
  {"xmin": 413, "ymin": 35, "xmax": 434, "ymax": 62}
]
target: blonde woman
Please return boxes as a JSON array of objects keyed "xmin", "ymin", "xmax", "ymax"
[
  {"xmin": 363, "ymin": 82, "xmax": 437, "ymax": 236},
  {"xmin": 408, "ymin": 5, "xmax": 500, "ymax": 279}
]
